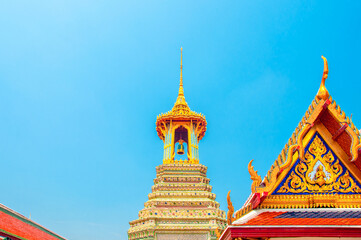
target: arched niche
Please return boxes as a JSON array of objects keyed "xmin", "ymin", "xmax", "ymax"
[{"xmin": 174, "ymin": 125, "xmax": 189, "ymax": 160}]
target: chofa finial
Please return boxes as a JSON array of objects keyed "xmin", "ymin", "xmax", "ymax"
[{"xmin": 316, "ymin": 56, "xmax": 330, "ymax": 101}]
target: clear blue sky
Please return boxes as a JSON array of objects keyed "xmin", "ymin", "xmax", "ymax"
[{"xmin": 1, "ymin": 1, "xmax": 361, "ymax": 239}]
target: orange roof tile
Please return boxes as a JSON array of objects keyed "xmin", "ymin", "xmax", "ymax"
[{"xmin": 0, "ymin": 204, "xmax": 66, "ymax": 240}]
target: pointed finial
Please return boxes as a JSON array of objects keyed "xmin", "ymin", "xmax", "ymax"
[
  {"xmin": 227, "ymin": 191, "xmax": 235, "ymax": 225},
  {"xmin": 316, "ymin": 56, "xmax": 330, "ymax": 100},
  {"xmin": 248, "ymin": 159, "xmax": 262, "ymax": 193},
  {"xmin": 178, "ymin": 47, "xmax": 184, "ymax": 96}
]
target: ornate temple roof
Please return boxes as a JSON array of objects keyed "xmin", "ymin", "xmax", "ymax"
[
  {"xmin": 220, "ymin": 56, "xmax": 361, "ymax": 240},
  {"xmin": 241, "ymin": 56, "xmax": 361, "ymax": 212},
  {"xmin": 156, "ymin": 48, "xmax": 207, "ymax": 141},
  {"xmin": 0, "ymin": 203, "xmax": 66, "ymax": 240}
]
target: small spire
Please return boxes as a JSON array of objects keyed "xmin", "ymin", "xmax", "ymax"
[
  {"xmin": 172, "ymin": 47, "xmax": 190, "ymax": 111},
  {"xmin": 178, "ymin": 47, "xmax": 184, "ymax": 96},
  {"xmin": 316, "ymin": 55, "xmax": 330, "ymax": 100}
]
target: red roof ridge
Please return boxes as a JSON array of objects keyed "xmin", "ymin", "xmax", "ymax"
[{"xmin": 0, "ymin": 203, "xmax": 67, "ymax": 240}]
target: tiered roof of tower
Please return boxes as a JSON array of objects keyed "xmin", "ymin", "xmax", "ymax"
[
  {"xmin": 220, "ymin": 56, "xmax": 361, "ymax": 240},
  {"xmin": 156, "ymin": 48, "xmax": 207, "ymax": 141},
  {"xmin": 128, "ymin": 164, "xmax": 226, "ymax": 240}
]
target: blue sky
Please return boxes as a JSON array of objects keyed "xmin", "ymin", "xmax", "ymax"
[{"xmin": 1, "ymin": 1, "xmax": 361, "ymax": 239}]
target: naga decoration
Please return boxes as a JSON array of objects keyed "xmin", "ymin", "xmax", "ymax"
[
  {"xmin": 277, "ymin": 134, "xmax": 361, "ymax": 194},
  {"xmin": 351, "ymin": 143, "xmax": 361, "ymax": 162},
  {"xmin": 226, "ymin": 191, "xmax": 235, "ymax": 225},
  {"xmin": 248, "ymin": 160, "xmax": 262, "ymax": 193}
]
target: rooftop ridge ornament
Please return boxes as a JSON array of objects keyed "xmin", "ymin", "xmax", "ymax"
[
  {"xmin": 248, "ymin": 159, "xmax": 262, "ymax": 193},
  {"xmin": 227, "ymin": 191, "xmax": 235, "ymax": 225},
  {"xmin": 316, "ymin": 55, "xmax": 330, "ymax": 101}
]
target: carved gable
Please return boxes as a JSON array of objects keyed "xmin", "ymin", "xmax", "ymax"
[
  {"xmin": 274, "ymin": 132, "xmax": 361, "ymax": 195},
  {"xmin": 233, "ymin": 57, "xmax": 361, "ymax": 221}
]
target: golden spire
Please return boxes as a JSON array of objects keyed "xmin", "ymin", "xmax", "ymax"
[
  {"xmin": 179, "ymin": 47, "xmax": 184, "ymax": 96},
  {"xmin": 173, "ymin": 47, "xmax": 187, "ymax": 107},
  {"xmin": 316, "ymin": 56, "xmax": 330, "ymax": 100},
  {"xmin": 155, "ymin": 48, "xmax": 207, "ymax": 141}
]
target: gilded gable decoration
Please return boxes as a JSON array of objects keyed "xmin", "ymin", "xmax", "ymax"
[
  {"xmin": 220, "ymin": 56, "xmax": 361, "ymax": 240},
  {"xmin": 275, "ymin": 133, "xmax": 361, "ymax": 194},
  {"xmin": 231, "ymin": 56, "xmax": 361, "ymax": 221}
]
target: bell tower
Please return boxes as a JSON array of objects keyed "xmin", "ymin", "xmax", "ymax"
[
  {"xmin": 156, "ymin": 48, "xmax": 206, "ymax": 164},
  {"xmin": 128, "ymin": 49, "xmax": 226, "ymax": 240}
]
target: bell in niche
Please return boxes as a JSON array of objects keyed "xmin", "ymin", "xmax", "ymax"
[{"xmin": 177, "ymin": 139, "xmax": 185, "ymax": 155}]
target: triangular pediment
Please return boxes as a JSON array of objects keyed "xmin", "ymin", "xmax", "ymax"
[
  {"xmin": 273, "ymin": 132, "xmax": 361, "ymax": 195},
  {"xmin": 246, "ymin": 97, "xmax": 361, "ymax": 198},
  {"xmin": 241, "ymin": 97, "xmax": 361, "ymax": 213},
  {"xmin": 234, "ymin": 57, "xmax": 361, "ymax": 222},
  {"xmin": 237, "ymin": 101, "xmax": 361, "ymax": 216}
]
